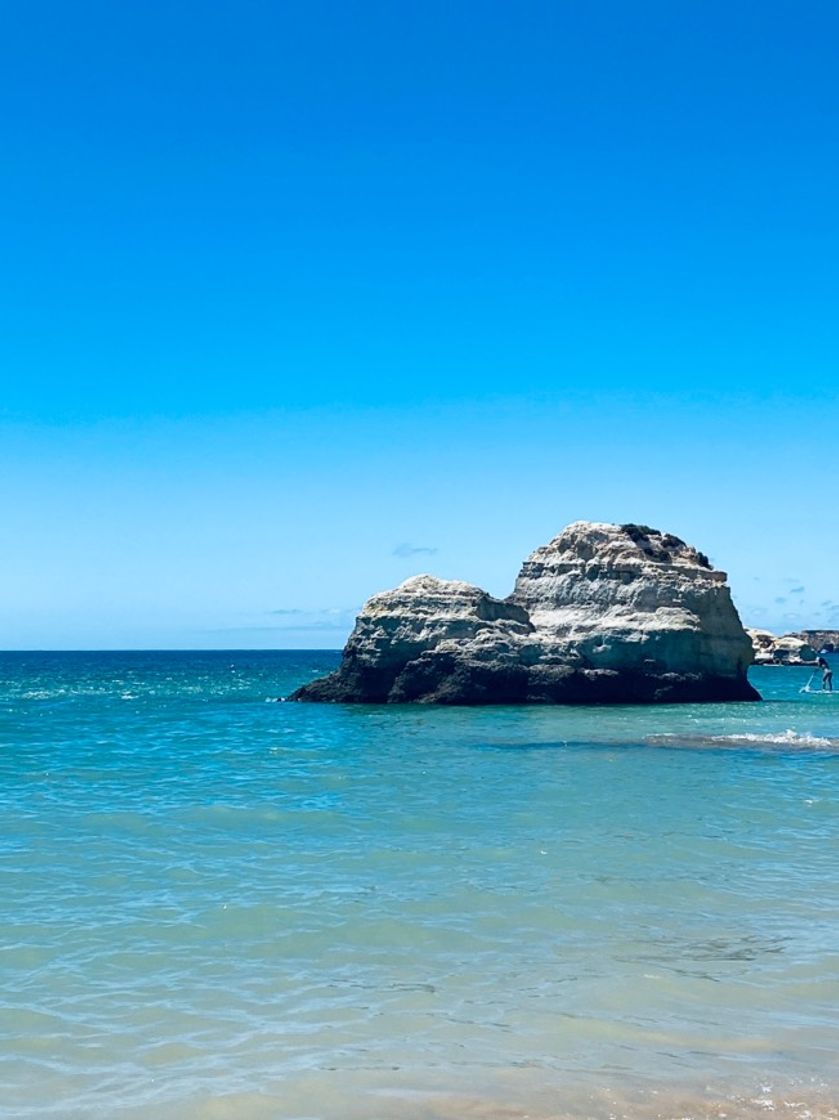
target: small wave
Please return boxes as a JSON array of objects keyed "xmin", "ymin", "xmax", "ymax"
[{"xmin": 646, "ymin": 729, "xmax": 839, "ymax": 750}]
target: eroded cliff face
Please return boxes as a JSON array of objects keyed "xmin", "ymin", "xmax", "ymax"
[{"xmin": 291, "ymin": 522, "xmax": 759, "ymax": 705}]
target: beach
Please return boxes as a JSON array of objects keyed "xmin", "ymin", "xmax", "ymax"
[{"xmin": 1, "ymin": 652, "xmax": 837, "ymax": 1118}]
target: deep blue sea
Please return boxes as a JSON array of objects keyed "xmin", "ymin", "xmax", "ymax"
[{"xmin": 1, "ymin": 652, "xmax": 838, "ymax": 1120}]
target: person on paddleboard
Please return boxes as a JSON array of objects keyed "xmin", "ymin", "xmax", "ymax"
[{"xmin": 817, "ymin": 655, "xmax": 833, "ymax": 692}]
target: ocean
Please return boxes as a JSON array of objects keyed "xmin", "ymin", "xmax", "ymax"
[{"xmin": 1, "ymin": 652, "xmax": 837, "ymax": 1120}]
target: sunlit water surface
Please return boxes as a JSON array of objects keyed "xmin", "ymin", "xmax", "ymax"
[{"xmin": 1, "ymin": 653, "xmax": 838, "ymax": 1119}]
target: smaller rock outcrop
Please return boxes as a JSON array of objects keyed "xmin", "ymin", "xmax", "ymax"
[
  {"xmin": 746, "ymin": 628, "xmax": 816, "ymax": 665},
  {"xmin": 295, "ymin": 575, "xmax": 534, "ymax": 704}
]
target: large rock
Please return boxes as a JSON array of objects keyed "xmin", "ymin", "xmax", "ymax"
[{"xmin": 291, "ymin": 522, "xmax": 760, "ymax": 705}]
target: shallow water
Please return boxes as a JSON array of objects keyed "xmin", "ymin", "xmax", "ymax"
[{"xmin": 1, "ymin": 653, "xmax": 838, "ymax": 1119}]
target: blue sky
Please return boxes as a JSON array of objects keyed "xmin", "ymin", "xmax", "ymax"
[{"xmin": 2, "ymin": 1, "xmax": 837, "ymax": 648}]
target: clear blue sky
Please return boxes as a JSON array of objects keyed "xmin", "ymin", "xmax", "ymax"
[{"xmin": 2, "ymin": 1, "xmax": 837, "ymax": 648}]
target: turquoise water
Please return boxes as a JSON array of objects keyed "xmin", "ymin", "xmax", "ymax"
[{"xmin": 1, "ymin": 653, "xmax": 838, "ymax": 1120}]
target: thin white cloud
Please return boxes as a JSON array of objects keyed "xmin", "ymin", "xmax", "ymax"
[{"xmin": 393, "ymin": 543, "xmax": 438, "ymax": 558}]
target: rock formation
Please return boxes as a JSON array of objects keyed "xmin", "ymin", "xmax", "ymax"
[
  {"xmin": 291, "ymin": 522, "xmax": 760, "ymax": 705},
  {"xmin": 747, "ymin": 628, "xmax": 817, "ymax": 665}
]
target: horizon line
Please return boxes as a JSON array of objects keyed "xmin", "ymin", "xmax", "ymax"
[{"xmin": 0, "ymin": 647, "xmax": 346, "ymax": 654}]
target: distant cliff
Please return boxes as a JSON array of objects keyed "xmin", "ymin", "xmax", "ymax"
[
  {"xmin": 799, "ymin": 630, "xmax": 839, "ymax": 653},
  {"xmin": 291, "ymin": 522, "xmax": 759, "ymax": 705},
  {"xmin": 747, "ymin": 629, "xmax": 816, "ymax": 665}
]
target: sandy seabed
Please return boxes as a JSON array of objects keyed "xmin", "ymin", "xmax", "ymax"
[{"xmin": 97, "ymin": 1067, "xmax": 839, "ymax": 1120}]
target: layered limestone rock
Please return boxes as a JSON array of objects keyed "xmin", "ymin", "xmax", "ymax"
[
  {"xmin": 295, "ymin": 575, "xmax": 535, "ymax": 704},
  {"xmin": 512, "ymin": 523, "xmax": 754, "ymax": 680},
  {"xmin": 292, "ymin": 522, "xmax": 760, "ymax": 704}
]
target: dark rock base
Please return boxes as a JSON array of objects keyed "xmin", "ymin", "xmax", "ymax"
[{"xmin": 289, "ymin": 657, "xmax": 761, "ymax": 705}]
